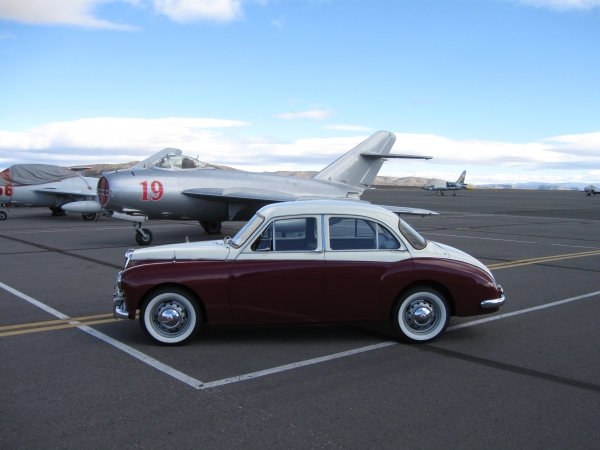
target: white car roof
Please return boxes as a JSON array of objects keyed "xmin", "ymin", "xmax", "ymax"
[{"xmin": 258, "ymin": 200, "xmax": 400, "ymax": 225}]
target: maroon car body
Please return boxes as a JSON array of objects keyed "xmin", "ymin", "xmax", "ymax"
[{"xmin": 113, "ymin": 201, "xmax": 505, "ymax": 345}]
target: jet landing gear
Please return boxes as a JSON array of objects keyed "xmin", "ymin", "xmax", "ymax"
[
  {"xmin": 200, "ymin": 220, "xmax": 222, "ymax": 235},
  {"xmin": 0, "ymin": 211, "xmax": 6, "ymax": 221},
  {"xmin": 50, "ymin": 207, "xmax": 65, "ymax": 216},
  {"xmin": 134, "ymin": 222, "xmax": 153, "ymax": 246}
]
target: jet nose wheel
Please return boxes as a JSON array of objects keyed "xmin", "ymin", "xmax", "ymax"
[
  {"xmin": 135, "ymin": 227, "xmax": 153, "ymax": 246},
  {"xmin": 0, "ymin": 211, "xmax": 7, "ymax": 220},
  {"xmin": 82, "ymin": 213, "xmax": 97, "ymax": 221}
]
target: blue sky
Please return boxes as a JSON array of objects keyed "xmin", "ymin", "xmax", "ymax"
[{"xmin": 1, "ymin": 0, "xmax": 599, "ymax": 184}]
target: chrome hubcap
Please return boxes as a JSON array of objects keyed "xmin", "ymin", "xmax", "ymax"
[
  {"xmin": 151, "ymin": 300, "xmax": 189, "ymax": 336},
  {"xmin": 159, "ymin": 308, "xmax": 182, "ymax": 329},
  {"xmin": 403, "ymin": 299, "xmax": 439, "ymax": 333}
]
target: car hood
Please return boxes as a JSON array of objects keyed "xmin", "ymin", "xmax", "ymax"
[
  {"xmin": 428, "ymin": 241, "xmax": 494, "ymax": 281},
  {"xmin": 130, "ymin": 240, "xmax": 230, "ymax": 262}
]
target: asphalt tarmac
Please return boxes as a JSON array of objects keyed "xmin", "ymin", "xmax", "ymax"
[{"xmin": 1, "ymin": 188, "xmax": 599, "ymax": 449}]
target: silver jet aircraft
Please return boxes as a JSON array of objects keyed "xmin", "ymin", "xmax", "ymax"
[
  {"xmin": 423, "ymin": 170, "xmax": 473, "ymax": 196},
  {"xmin": 0, "ymin": 164, "xmax": 99, "ymax": 221},
  {"xmin": 584, "ymin": 184, "xmax": 598, "ymax": 196},
  {"xmin": 63, "ymin": 131, "xmax": 435, "ymax": 245}
]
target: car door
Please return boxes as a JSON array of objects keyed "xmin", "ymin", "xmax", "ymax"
[
  {"xmin": 324, "ymin": 216, "xmax": 413, "ymax": 321},
  {"xmin": 229, "ymin": 216, "xmax": 326, "ymax": 322}
]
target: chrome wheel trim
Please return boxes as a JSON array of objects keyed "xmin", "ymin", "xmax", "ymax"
[
  {"xmin": 143, "ymin": 293, "xmax": 197, "ymax": 343},
  {"xmin": 398, "ymin": 292, "xmax": 447, "ymax": 341}
]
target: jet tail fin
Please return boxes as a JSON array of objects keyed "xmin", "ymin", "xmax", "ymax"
[
  {"xmin": 456, "ymin": 170, "xmax": 466, "ymax": 184},
  {"xmin": 312, "ymin": 131, "xmax": 430, "ymax": 190}
]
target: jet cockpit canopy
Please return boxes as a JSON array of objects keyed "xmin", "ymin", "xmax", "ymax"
[{"xmin": 150, "ymin": 154, "xmax": 208, "ymax": 170}]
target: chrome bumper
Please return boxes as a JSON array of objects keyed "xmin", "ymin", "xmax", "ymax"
[
  {"xmin": 481, "ymin": 294, "xmax": 506, "ymax": 309},
  {"xmin": 113, "ymin": 271, "xmax": 129, "ymax": 319},
  {"xmin": 113, "ymin": 296, "xmax": 129, "ymax": 319}
]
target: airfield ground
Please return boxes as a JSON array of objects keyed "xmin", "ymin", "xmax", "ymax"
[{"xmin": 1, "ymin": 188, "xmax": 599, "ymax": 449}]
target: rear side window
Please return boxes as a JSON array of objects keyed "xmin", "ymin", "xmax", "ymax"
[
  {"xmin": 329, "ymin": 218, "xmax": 400, "ymax": 250},
  {"xmin": 398, "ymin": 219, "xmax": 427, "ymax": 250}
]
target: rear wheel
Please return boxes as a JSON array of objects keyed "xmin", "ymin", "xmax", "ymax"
[
  {"xmin": 392, "ymin": 287, "xmax": 449, "ymax": 343},
  {"xmin": 0, "ymin": 211, "xmax": 6, "ymax": 220},
  {"xmin": 139, "ymin": 287, "xmax": 201, "ymax": 345},
  {"xmin": 50, "ymin": 207, "xmax": 65, "ymax": 216},
  {"xmin": 201, "ymin": 220, "xmax": 222, "ymax": 234},
  {"xmin": 82, "ymin": 213, "xmax": 96, "ymax": 221}
]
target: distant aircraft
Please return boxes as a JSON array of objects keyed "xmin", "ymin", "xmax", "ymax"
[
  {"xmin": 0, "ymin": 164, "xmax": 99, "ymax": 221},
  {"xmin": 423, "ymin": 170, "xmax": 473, "ymax": 196},
  {"xmin": 62, "ymin": 131, "xmax": 436, "ymax": 245},
  {"xmin": 584, "ymin": 185, "xmax": 598, "ymax": 196}
]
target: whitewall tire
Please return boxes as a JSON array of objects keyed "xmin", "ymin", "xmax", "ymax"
[
  {"xmin": 392, "ymin": 287, "xmax": 449, "ymax": 343},
  {"xmin": 140, "ymin": 288, "xmax": 200, "ymax": 345}
]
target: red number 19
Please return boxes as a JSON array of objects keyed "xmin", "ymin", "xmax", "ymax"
[{"xmin": 140, "ymin": 181, "xmax": 163, "ymax": 201}]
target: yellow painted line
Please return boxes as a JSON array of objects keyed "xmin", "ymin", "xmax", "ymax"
[
  {"xmin": 0, "ymin": 313, "xmax": 114, "ymax": 332},
  {"xmin": 489, "ymin": 249, "xmax": 600, "ymax": 270},
  {"xmin": 0, "ymin": 318, "xmax": 118, "ymax": 337}
]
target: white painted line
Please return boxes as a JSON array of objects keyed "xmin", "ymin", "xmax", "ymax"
[
  {"xmin": 0, "ymin": 281, "xmax": 204, "ymax": 389},
  {"xmin": 447, "ymin": 290, "xmax": 600, "ymax": 331},
  {"xmin": 3, "ymin": 279, "xmax": 600, "ymax": 391},
  {"xmin": 0, "ymin": 281, "xmax": 70, "ymax": 320},
  {"xmin": 423, "ymin": 232, "xmax": 600, "ymax": 250},
  {"xmin": 200, "ymin": 341, "xmax": 398, "ymax": 389}
]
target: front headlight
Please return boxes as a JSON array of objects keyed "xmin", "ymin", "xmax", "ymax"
[{"xmin": 124, "ymin": 249, "xmax": 134, "ymax": 269}]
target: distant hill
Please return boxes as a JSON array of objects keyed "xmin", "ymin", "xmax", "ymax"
[
  {"xmin": 266, "ymin": 171, "xmax": 444, "ymax": 187},
  {"xmin": 477, "ymin": 182, "xmax": 586, "ymax": 191},
  {"xmin": 72, "ymin": 161, "xmax": 237, "ymax": 178},
  {"xmin": 70, "ymin": 163, "xmax": 590, "ymax": 190}
]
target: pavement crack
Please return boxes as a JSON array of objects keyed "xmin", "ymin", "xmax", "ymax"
[
  {"xmin": 342, "ymin": 325, "xmax": 600, "ymax": 394},
  {"xmin": 0, "ymin": 233, "xmax": 122, "ymax": 270}
]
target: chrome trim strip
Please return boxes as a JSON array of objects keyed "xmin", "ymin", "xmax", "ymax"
[{"xmin": 481, "ymin": 294, "xmax": 506, "ymax": 309}]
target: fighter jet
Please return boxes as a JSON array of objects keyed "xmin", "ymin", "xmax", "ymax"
[
  {"xmin": 423, "ymin": 170, "xmax": 473, "ymax": 196},
  {"xmin": 584, "ymin": 185, "xmax": 598, "ymax": 196},
  {"xmin": 0, "ymin": 164, "xmax": 99, "ymax": 221},
  {"xmin": 63, "ymin": 131, "xmax": 436, "ymax": 245}
]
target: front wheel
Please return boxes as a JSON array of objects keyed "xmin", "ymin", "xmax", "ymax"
[
  {"xmin": 0, "ymin": 211, "xmax": 6, "ymax": 220},
  {"xmin": 139, "ymin": 288, "xmax": 201, "ymax": 345},
  {"xmin": 135, "ymin": 228, "xmax": 153, "ymax": 246},
  {"xmin": 392, "ymin": 287, "xmax": 449, "ymax": 343},
  {"xmin": 82, "ymin": 213, "xmax": 96, "ymax": 221}
]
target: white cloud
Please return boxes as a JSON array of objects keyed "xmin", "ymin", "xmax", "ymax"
[
  {"xmin": 275, "ymin": 109, "xmax": 336, "ymax": 120},
  {"xmin": 0, "ymin": 31, "xmax": 16, "ymax": 39},
  {"xmin": 0, "ymin": 0, "xmax": 137, "ymax": 30},
  {"xmin": 0, "ymin": 0, "xmax": 244, "ymax": 29},
  {"xmin": 512, "ymin": 0, "xmax": 600, "ymax": 10},
  {"xmin": 324, "ymin": 125, "xmax": 374, "ymax": 132},
  {"xmin": 1, "ymin": 118, "xmax": 600, "ymax": 183},
  {"xmin": 153, "ymin": 0, "xmax": 243, "ymax": 23}
]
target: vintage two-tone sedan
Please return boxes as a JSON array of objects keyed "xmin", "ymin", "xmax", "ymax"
[{"xmin": 112, "ymin": 200, "xmax": 505, "ymax": 345}]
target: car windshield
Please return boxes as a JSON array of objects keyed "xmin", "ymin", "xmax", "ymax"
[
  {"xmin": 398, "ymin": 219, "xmax": 427, "ymax": 250},
  {"xmin": 231, "ymin": 214, "xmax": 265, "ymax": 248}
]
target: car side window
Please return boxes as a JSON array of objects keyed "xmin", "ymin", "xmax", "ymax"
[
  {"xmin": 251, "ymin": 218, "xmax": 318, "ymax": 252},
  {"xmin": 377, "ymin": 225, "xmax": 400, "ymax": 249},
  {"xmin": 329, "ymin": 218, "xmax": 376, "ymax": 250},
  {"xmin": 329, "ymin": 217, "xmax": 400, "ymax": 250}
]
